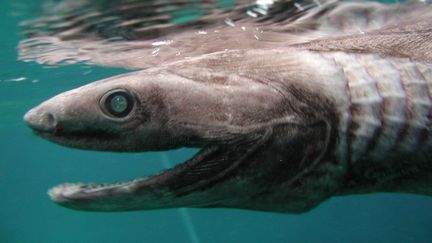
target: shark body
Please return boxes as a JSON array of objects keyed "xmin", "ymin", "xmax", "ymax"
[{"xmin": 23, "ymin": 1, "xmax": 432, "ymax": 213}]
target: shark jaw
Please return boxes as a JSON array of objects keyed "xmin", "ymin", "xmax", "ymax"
[
  {"xmin": 39, "ymin": 127, "xmax": 272, "ymax": 211},
  {"xmin": 46, "ymin": 145, "xmax": 215, "ymax": 210}
]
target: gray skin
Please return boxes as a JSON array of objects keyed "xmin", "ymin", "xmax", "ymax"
[{"xmin": 23, "ymin": 1, "xmax": 432, "ymax": 213}]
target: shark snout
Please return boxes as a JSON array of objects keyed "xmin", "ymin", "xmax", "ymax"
[{"xmin": 24, "ymin": 106, "xmax": 59, "ymax": 133}]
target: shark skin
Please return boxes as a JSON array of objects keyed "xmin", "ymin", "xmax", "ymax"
[{"xmin": 22, "ymin": 1, "xmax": 432, "ymax": 213}]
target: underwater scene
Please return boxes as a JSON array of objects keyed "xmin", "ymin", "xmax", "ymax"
[{"xmin": 2, "ymin": 0, "xmax": 432, "ymax": 242}]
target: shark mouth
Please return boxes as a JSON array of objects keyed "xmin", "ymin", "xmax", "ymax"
[
  {"xmin": 43, "ymin": 129, "xmax": 271, "ymax": 211},
  {"xmin": 48, "ymin": 145, "xmax": 222, "ymax": 210}
]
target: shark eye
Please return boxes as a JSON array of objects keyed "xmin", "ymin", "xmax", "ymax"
[{"xmin": 100, "ymin": 89, "xmax": 135, "ymax": 118}]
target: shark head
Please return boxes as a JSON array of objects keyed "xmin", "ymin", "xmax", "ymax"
[{"xmin": 24, "ymin": 50, "xmax": 342, "ymax": 213}]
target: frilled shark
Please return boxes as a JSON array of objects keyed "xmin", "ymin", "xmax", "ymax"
[{"xmin": 22, "ymin": 0, "xmax": 432, "ymax": 213}]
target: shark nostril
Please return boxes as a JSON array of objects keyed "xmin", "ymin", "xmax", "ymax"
[
  {"xmin": 45, "ymin": 113, "xmax": 64, "ymax": 133},
  {"xmin": 46, "ymin": 113, "xmax": 55, "ymax": 127},
  {"xmin": 24, "ymin": 108, "xmax": 60, "ymax": 133},
  {"xmin": 41, "ymin": 112, "xmax": 63, "ymax": 132},
  {"xmin": 45, "ymin": 113, "xmax": 63, "ymax": 133}
]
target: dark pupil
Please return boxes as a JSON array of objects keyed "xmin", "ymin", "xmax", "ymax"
[{"xmin": 105, "ymin": 91, "xmax": 133, "ymax": 117}]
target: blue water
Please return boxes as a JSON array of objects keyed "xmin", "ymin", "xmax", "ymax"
[{"xmin": 1, "ymin": 1, "xmax": 432, "ymax": 242}]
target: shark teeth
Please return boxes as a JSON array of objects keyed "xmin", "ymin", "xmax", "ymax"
[{"xmin": 48, "ymin": 177, "xmax": 150, "ymax": 201}]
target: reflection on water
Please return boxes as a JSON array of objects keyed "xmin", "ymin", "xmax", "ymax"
[
  {"xmin": 18, "ymin": 0, "xmax": 431, "ymax": 70},
  {"xmin": 18, "ymin": 0, "xmax": 316, "ymax": 68}
]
